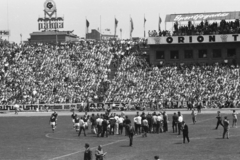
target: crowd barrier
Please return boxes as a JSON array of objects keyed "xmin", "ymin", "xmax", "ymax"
[
  {"xmin": 0, "ymin": 101, "xmax": 238, "ymax": 111},
  {"xmin": 0, "ymin": 102, "xmax": 141, "ymax": 111}
]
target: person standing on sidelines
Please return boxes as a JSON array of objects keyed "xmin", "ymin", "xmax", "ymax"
[
  {"xmin": 101, "ymin": 118, "xmax": 109, "ymax": 138},
  {"xmin": 177, "ymin": 111, "xmax": 183, "ymax": 135},
  {"xmin": 163, "ymin": 111, "xmax": 168, "ymax": 132},
  {"xmin": 84, "ymin": 143, "xmax": 92, "ymax": 160},
  {"xmin": 157, "ymin": 113, "xmax": 163, "ymax": 133},
  {"xmin": 152, "ymin": 112, "xmax": 157, "ymax": 133},
  {"xmin": 90, "ymin": 114, "xmax": 97, "ymax": 134},
  {"xmin": 96, "ymin": 115, "xmax": 103, "ymax": 137},
  {"xmin": 191, "ymin": 109, "xmax": 197, "ymax": 124},
  {"xmin": 114, "ymin": 114, "xmax": 119, "ymax": 134},
  {"xmin": 128, "ymin": 124, "xmax": 135, "ymax": 146},
  {"xmin": 109, "ymin": 114, "xmax": 116, "ymax": 135},
  {"xmin": 232, "ymin": 110, "xmax": 238, "ymax": 128},
  {"xmin": 123, "ymin": 116, "xmax": 131, "ymax": 136},
  {"xmin": 223, "ymin": 116, "xmax": 230, "ymax": 139},
  {"xmin": 95, "ymin": 145, "xmax": 107, "ymax": 160},
  {"xmin": 197, "ymin": 102, "xmax": 202, "ymax": 113},
  {"xmin": 142, "ymin": 118, "xmax": 149, "ymax": 137},
  {"xmin": 147, "ymin": 113, "xmax": 153, "ymax": 133},
  {"xmin": 182, "ymin": 121, "xmax": 190, "ymax": 143},
  {"xmin": 118, "ymin": 115, "xmax": 124, "ymax": 135},
  {"xmin": 215, "ymin": 111, "xmax": 223, "ymax": 129},
  {"xmin": 172, "ymin": 113, "xmax": 178, "ymax": 133},
  {"xmin": 14, "ymin": 104, "xmax": 19, "ymax": 115},
  {"xmin": 133, "ymin": 115, "xmax": 138, "ymax": 134},
  {"xmin": 78, "ymin": 117, "xmax": 87, "ymax": 137},
  {"xmin": 136, "ymin": 113, "xmax": 142, "ymax": 135}
]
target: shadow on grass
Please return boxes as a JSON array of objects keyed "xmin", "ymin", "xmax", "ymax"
[{"xmin": 215, "ymin": 138, "xmax": 224, "ymax": 139}]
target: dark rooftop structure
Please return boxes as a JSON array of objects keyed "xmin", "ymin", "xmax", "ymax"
[{"xmin": 29, "ymin": 30, "xmax": 79, "ymax": 44}]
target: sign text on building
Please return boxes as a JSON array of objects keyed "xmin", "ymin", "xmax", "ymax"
[{"xmin": 148, "ymin": 34, "xmax": 240, "ymax": 45}]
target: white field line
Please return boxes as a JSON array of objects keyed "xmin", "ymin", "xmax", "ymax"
[{"xmin": 48, "ymin": 135, "xmax": 141, "ymax": 160}]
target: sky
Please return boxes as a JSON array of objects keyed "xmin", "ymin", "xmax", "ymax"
[{"xmin": 0, "ymin": 0, "xmax": 239, "ymax": 43}]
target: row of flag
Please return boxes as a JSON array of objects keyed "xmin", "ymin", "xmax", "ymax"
[{"xmin": 86, "ymin": 16, "xmax": 162, "ymax": 38}]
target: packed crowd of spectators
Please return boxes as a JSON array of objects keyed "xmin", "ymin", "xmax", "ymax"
[
  {"xmin": 0, "ymin": 38, "xmax": 240, "ymax": 108},
  {"xmin": 173, "ymin": 19, "xmax": 240, "ymax": 36},
  {"xmin": 148, "ymin": 19, "xmax": 240, "ymax": 37},
  {"xmin": 105, "ymin": 49, "xmax": 240, "ymax": 107},
  {"xmin": 148, "ymin": 30, "xmax": 171, "ymax": 37},
  {"xmin": 0, "ymin": 38, "xmax": 146, "ymax": 105}
]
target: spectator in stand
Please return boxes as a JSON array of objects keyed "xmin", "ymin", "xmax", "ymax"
[
  {"xmin": 1, "ymin": 38, "xmax": 240, "ymax": 111},
  {"xmin": 150, "ymin": 19, "xmax": 240, "ymax": 37}
]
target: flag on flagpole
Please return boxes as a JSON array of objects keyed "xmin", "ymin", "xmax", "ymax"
[
  {"xmin": 144, "ymin": 16, "xmax": 146, "ymax": 37},
  {"xmin": 114, "ymin": 18, "xmax": 118, "ymax": 37},
  {"xmin": 158, "ymin": 16, "xmax": 162, "ymax": 32},
  {"xmin": 130, "ymin": 17, "xmax": 134, "ymax": 39},
  {"xmin": 120, "ymin": 28, "xmax": 122, "ymax": 39},
  {"xmin": 86, "ymin": 19, "xmax": 90, "ymax": 33}
]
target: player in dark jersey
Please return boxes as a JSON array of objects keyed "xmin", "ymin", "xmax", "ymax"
[
  {"xmin": 49, "ymin": 115, "xmax": 57, "ymax": 132},
  {"xmin": 83, "ymin": 115, "xmax": 88, "ymax": 130},
  {"xmin": 74, "ymin": 114, "xmax": 80, "ymax": 132},
  {"xmin": 51, "ymin": 111, "xmax": 58, "ymax": 125},
  {"xmin": 71, "ymin": 111, "xmax": 76, "ymax": 128}
]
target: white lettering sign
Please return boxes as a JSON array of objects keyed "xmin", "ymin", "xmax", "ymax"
[
  {"xmin": 148, "ymin": 34, "xmax": 239, "ymax": 45},
  {"xmin": 174, "ymin": 13, "xmax": 229, "ymax": 21}
]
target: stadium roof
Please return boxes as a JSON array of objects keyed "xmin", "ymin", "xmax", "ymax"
[{"xmin": 165, "ymin": 11, "xmax": 240, "ymax": 22}]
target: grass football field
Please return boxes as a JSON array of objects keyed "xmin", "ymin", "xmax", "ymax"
[{"xmin": 0, "ymin": 110, "xmax": 240, "ymax": 160}]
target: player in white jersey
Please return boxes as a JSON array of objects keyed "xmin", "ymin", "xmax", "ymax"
[{"xmin": 142, "ymin": 118, "xmax": 149, "ymax": 137}]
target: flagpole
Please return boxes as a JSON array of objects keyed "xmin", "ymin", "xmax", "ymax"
[
  {"xmin": 158, "ymin": 14, "xmax": 160, "ymax": 34},
  {"xmin": 129, "ymin": 15, "xmax": 131, "ymax": 39},
  {"xmin": 100, "ymin": 15, "xmax": 101, "ymax": 40},
  {"xmin": 20, "ymin": 34, "xmax": 22, "ymax": 44},
  {"xmin": 130, "ymin": 15, "xmax": 131, "ymax": 40},
  {"xmin": 114, "ymin": 15, "xmax": 116, "ymax": 38},
  {"xmin": 120, "ymin": 29, "xmax": 122, "ymax": 39},
  {"xmin": 7, "ymin": 0, "xmax": 9, "ymax": 41},
  {"xmin": 85, "ymin": 16, "xmax": 87, "ymax": 38},
  {"xmin": 144, "ymin": 14, "xmax": 145, "ymax": 38}
]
